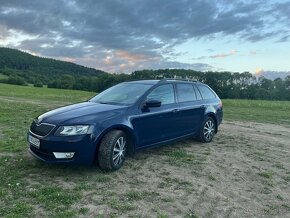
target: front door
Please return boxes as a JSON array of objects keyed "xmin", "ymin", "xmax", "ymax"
[{"xmin": 132, "ymin": 84, "xmax": 179, "ymax": 148}]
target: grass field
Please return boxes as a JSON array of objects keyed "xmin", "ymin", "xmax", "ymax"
[
  {"xmin": 0, "ymin": 83, "xmax": 289, "ymax": 217},
  {"xmin": 223, "ymin": 99, "xmax": 290, "ymax": 126}
]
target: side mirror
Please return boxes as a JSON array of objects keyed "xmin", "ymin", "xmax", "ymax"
[{"xmin": 143, "ymin": 99, "xmax": 161, "ymax": 108}]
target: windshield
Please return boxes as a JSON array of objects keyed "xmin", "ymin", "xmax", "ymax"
[{"xmin": 89, "ymin": 83, "xmax": 152, "ymax": 105}]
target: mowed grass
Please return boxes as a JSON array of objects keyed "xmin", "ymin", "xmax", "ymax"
[
  {"xmin": 0, "ymin": 83, "xmax": 94, "ymax": 102},
  {"xmin": 0, "ymin": 84, "xmax": 95, "ymax": 153},
  {"xmin": 223, "ymin": 99, "xmax": 290, "ymax": 126},
  {"xmin": 0, "ymin": 84, "xmax": 97, "ymax": 217},
  {"xmin": 0, "ymin": 83, "xmax": 290, "ymax": 217}
]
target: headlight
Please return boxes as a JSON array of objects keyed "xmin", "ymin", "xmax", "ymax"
[{"xmin": 55, "ymin": 125, "xmax": 90, "ymax": 136}]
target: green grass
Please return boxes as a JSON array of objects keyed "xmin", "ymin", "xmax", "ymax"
[
  {"xmin": 223, "ymin": 99, "xmax": 290, "ymax": 125},
  {"xmin": 258, "ymin": 171, "xmax": 274, "ymax": 179},
  {"xmin": 0, "ymin": 84, "xmax": 96, "ymax": 217},
  {"xmin": 165, "ymin": 149, "xmax": 208, "ymax": 167},
  {"xmin": 0, "ymin": 84, "xmax": 95, "ymax": 153},
  {"xmin": 0, "ymin": 83, "xmax": 94, "ymax": 102}
]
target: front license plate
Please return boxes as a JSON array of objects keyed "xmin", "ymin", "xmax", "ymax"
[{"xmin": 28, "ymin": 135, "xmax": 40, "ymax": 148}]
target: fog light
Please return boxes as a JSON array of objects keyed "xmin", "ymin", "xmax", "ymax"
[{"xmin": 53, "ymin": 152, "xmax": 75, "ymax": 159}]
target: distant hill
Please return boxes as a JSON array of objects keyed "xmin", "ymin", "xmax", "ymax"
[
  {"xmin": 254, "ymin": 70, "xmax": 290, "ymax": 80},
  {"xmin": 0, "ymin": 47, "xmax": 106, "ymax": 84}
]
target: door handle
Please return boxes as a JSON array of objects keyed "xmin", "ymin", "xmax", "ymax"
[
  {"xmin": 172, "ymin": 109, "xmax": 179, "ymax": 113},
  {"xmin": 200, "ymin": 105, "xmax": 206, "ymax": 109}
]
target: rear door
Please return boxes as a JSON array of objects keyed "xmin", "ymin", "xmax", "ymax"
[{"xmin": 174, "ymin": 83, "xmax": 204, "ymax": 135}]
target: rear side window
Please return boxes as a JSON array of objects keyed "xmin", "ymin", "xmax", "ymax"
[
  {"xmin": 147, "ymin": 84, "xmax": 175, "ymax": 105},
  {"xmin": 197, "ymin": 85, "xmax": 216, "ymax": 99},
  {"xmin": 176, "ymin": 84, "xmax": 197, "ymax": 102},
  {"xmin": 193, "ymin": 85, "xmax": 202, "ymax": 100}
]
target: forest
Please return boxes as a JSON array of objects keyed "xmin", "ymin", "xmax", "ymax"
[
  {"xmin": 0, "ymin": 47, "xmax": 290, "ymax": 100},
  {"xmin": 0, "ymin": 47, "xmax": 105, "ymax": 84}
]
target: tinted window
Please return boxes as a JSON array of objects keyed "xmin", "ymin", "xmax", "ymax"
[
  {"xmin": 197, "ymin": 85, "xmax": 216, "ymax": 99},
  {"xmin": 147, "ymin": 84, "xmax": 175, "ymax": 105},
  {"xmin": 176, "ymin": 84, "xmax": 197, "ymax": 102},
  {"xmin": 193, "ymin": 85, "xmax": 202, "ymax": 100}
]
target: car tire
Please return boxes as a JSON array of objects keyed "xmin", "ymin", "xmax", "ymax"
[
  {"xmin": 98, "ymin": 130, "xmax": 127, "ymax": 171},
  {"xmin": 199, "ymin": 116, "xmax": 216, "ymax": 143}
]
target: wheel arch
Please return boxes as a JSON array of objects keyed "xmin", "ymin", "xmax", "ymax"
[
  {"xmin": 94, "ymin": 124, "xmax": 136, "ymax": 160},
  {"xmin": 205, "ymin": 112, "xmax": 218, "ymax": 133}
]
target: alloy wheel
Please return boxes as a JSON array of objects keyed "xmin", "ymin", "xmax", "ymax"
[
  {"xmin": 113, "ymin": 137, "xmax": 126, "ymax": 166},
  {"xmin": 203, "ymin": 120, "xmax": 215, "ymax": 141}
]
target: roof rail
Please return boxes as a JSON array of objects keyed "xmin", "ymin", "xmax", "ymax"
[{"xmin": 158, "ymin": 78, "xmax": 198, "ymax": 83}]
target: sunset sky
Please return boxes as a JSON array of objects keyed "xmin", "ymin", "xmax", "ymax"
[{"xmin": 0, "ymin": 0, "xmax": 290, "ymax": 74}]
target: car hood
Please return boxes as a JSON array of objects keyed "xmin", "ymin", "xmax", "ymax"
[{"xmin": 37, "ymin": 102, "xmax": 127, "ymax": 125}]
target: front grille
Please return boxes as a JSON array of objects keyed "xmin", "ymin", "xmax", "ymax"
[{"xmin": 30, "ymin": 120, "xmax": 55, "ymax": 136}]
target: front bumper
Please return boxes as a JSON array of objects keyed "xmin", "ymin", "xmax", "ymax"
[{"xmin": 27, "ymin": 131, "xmax": 96, "ymax": 165}]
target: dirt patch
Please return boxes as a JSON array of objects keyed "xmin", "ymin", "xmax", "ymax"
[{"xmin": 21, "ymin": 121, "xmax": 290, "ymax": 217}]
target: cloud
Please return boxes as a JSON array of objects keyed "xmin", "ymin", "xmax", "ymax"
[
  {"xmin": 73, "ymin": 50, "xmax": 215, "ymax": 73},
  {"xmin": 249, "ymin": 50, "xmax": 257, "ymax": 55},
  {"xmin": 193, "ymin": 49, "xmax": 238, "ymax": 60},
  {"xmin": 192, "ymin": 56, "xmax": 208, "ymax": 60},
  {"xmin": 0, "ymin": 0, "xmax": 289, "ymax": 72},
  {"xmin": 0, "ymin": 24, "xmax": 9, "ymax": 40},
  {"xmin": 254, "ymin": 70, "xmax": 290, "ymax": 80},
  {"xmin": 254, "ymin": 68, "xmax": 264, "ymax": 76},
  {"xmin": 209, "ymin": 49, "xmax": 238, "ymax": 59}
]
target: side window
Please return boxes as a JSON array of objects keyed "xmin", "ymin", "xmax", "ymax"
[
  {"xmin": 193, "ymin": 85, "xmax": 202, "ymax": 100},
  {"xmin": 147, "ymin": 84, "xmax": 175, "ymax": 105},
  {"xmin": 176, "ymin": 84, "xmax": 197, "ymax": 102},
  {"xmin": 197, "ymin": 85, "xmax": 216, "ymax": 99}
]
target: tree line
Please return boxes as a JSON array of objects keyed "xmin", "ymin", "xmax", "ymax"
[
  {"xmin": 25, "ymin": 69, "xmax": 290, "ymax": 101},
  {"xmin": 1, "ymin": 68, "xmax": 290, "ymax": 101}
]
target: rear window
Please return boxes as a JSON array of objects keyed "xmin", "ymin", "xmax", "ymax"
[
  {"xmin": 193, "ymin": 85, "xmax": 202, "ymax": 100},
  {"xmin": 196, "ymin": 85, "xmax": 216, "ymax": 99},
  {"xmin": 176, "ymin": 84, "xmax": 197, "ymax": 102}
]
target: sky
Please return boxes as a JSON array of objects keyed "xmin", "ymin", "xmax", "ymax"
[{"xmin": 0, "ymin": 0, "xmax": 290, "ymax": 74}]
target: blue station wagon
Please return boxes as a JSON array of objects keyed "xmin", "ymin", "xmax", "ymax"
[{"xmin": 28, "ymin": 79, "xmax": 223, "ymax": 170}]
